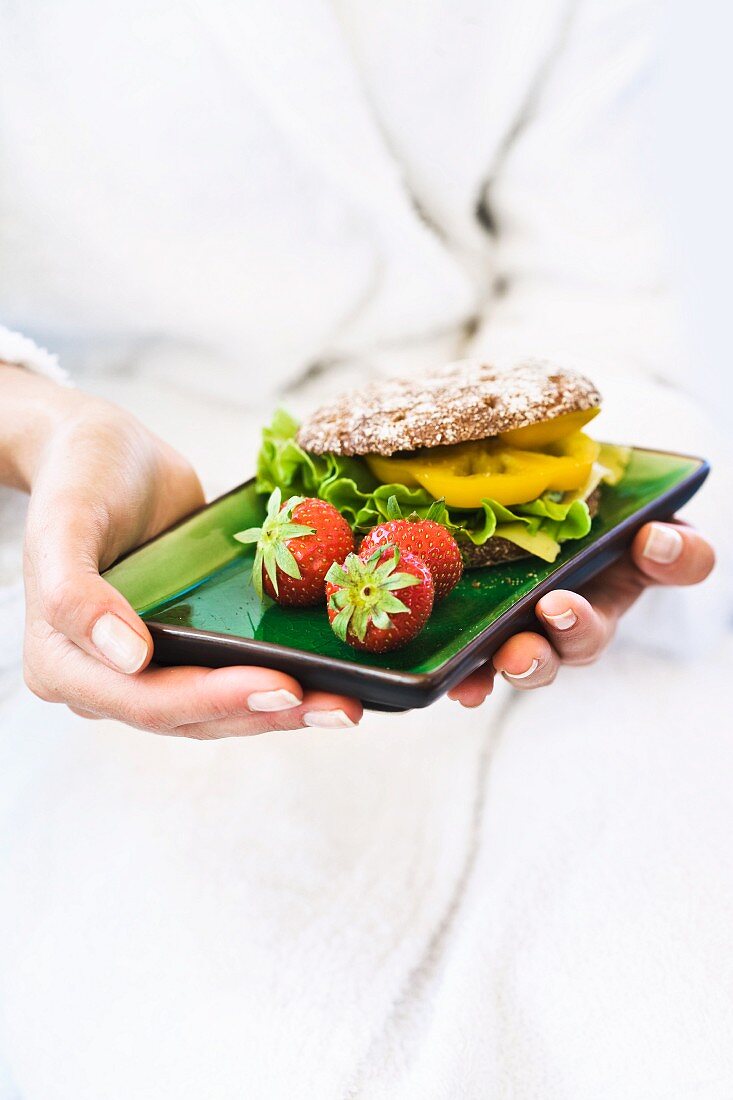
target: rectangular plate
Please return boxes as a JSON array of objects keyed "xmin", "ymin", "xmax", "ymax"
[{"xmin": 105, "ymin": 446, "xmax": 709, "ymax": 711}]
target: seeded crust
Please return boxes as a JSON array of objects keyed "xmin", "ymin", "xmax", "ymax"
[
  {"xmin": 297, "ymin": 358, "xmax": 602, "ymax": 457},
  {"xmin": 460, "ymin": 487, "xmax": 602, "ymax": 569}
]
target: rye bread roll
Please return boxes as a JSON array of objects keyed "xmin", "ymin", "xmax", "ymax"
[{"xmin": 297, "ymin": 358, "xmax": 601, "ymax": 457}]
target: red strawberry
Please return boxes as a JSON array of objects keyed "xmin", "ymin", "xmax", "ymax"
[
  {"xmin": 235, "ymin": 488, "xmax": 354, "ymax": 606},
  {"xmin": 358, "ymin": 515, "xmax": 463, "ymax": 600},
  {"xmin": 325, "ymin": 545, "xmax": 434, "ymax": 653}
]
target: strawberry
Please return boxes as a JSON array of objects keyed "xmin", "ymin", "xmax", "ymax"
[
  {"xmin": 325, "ymin": 545, "xmax": 434, "ymax": 653},
  {"xmin": 358, "ymin": 501, "xmax": 463, "ymax": 600},
  {"xmin": 235, "ymin": 488, "xmax": 354, "ymax": 606}
]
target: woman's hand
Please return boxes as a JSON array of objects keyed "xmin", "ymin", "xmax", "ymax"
[
  {"xmin": 6, "ymin": 370, "xmax": 713, "ymax": 726},
  {"xmin": 449, "ymin": 522, "xmax": 716, "ymax": 707},
  {"xmin": 6, "ymin": 370, "xmax": 361, "ymax": 736}
]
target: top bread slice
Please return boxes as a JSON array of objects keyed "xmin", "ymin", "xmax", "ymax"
[{"xmin": 297, "ymin": 358, "xmax": 601, "ymax": 457}]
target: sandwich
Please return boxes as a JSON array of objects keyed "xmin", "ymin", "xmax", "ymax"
[{"xmin": 254, "ymin": 358, "xmax": 629, "ymax": 566}]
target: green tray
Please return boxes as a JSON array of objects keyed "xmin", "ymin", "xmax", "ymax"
[{"xmin": 105, "ymin": 446, "xmax": 709, "ymax": 710}]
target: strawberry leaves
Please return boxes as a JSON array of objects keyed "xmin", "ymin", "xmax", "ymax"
[
  {"xmin": 234, "ymin": 487, "xmax": 315, "ymax": 599},
  {"xmin": 325, "ymin": 545, "xmax": 421, "ymax": 642},
  {"xmin": 385, "ymin": 495, "xmax": 403, "ymax": 521},
  {"xmin": 385, "ymin": 493, "xmax": 447, "ymax": 525}
]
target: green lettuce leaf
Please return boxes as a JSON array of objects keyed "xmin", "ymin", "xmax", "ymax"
[{"xmin": 255, "ymin": 412, "xmax": 628, "ymax": 563}]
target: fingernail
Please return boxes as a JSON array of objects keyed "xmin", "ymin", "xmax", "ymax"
[
  {"xmin": 303, "ymin": 709, "xmax": 355, "ymax": 729},
  {"xmin": 502, "ymin": 658, "xmax": 539, "ymax": 682},
  {"xmin": 247, "ymin": 689, "xmax": 301, "ymax": 712},
  {"xmin": 543, "ymin": 608, "xmax": 577, "ymax": 631},
  {"xmin": 91, "ymin": 613, "xmax": 148, "ymax": 674},
  {"xmin": 643, "ymin": 523, "xmax": 683, "ymax": 565}
]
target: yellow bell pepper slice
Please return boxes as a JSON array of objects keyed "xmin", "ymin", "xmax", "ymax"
[
  {"xmin": 365, "ymin": 432, "xmax": 600, "ymax": 508},
  {"xmin": 365, "ymin": 452, "xmax": 423, "ymax": 488},
  {"xmin": 498, "ymin": 406, "xmax": 600, "ymax": 449}
]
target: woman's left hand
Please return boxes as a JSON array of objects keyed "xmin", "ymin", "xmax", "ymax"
[{"xmin": 448, "ymin": 520, "xmax": 716, "ymax": 707}]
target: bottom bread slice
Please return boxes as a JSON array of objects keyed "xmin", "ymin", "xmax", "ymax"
[{"xmin": 460, "ymin": 487, "xmax": 601, "ymax": 569}]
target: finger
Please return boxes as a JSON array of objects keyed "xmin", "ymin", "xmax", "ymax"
[
  {"xmin": 448, "ymin": 663, "xmax": 495, "ymax": 708},
  {"xmin": 535, "ymin": 589, "xmax": 614, "ymax": 666},
  {"xmin": 162, "ymin": 674, "xmax": 360, "ymax": 731},
  {"xmin": 179, "ymin": 690, "xmax": 363, "ymax": 739},
  {"xmin": 631, "ymin": 522, "xmax": 716, "ymax": 587},
  {"xmin": 576, "ymin": 523, "xmax": 716, "ymax": 631},
  {"xmin": 35, "ymin": 644, "xmax": 361, "ymax": 735},
  {"xmin": 298, "ymin": 690, "xmax": 363, "ymax": 729},
  {"xmin": 492, "ymin": 631, "xmax": 559, "ymax": 690},
  {"xmin": 25, "ymin": 496, "xmax": 154, "ymax": 676},
  {"xmin": 55, "ymin": 660, "xmax": 304, "ymax": 728}
]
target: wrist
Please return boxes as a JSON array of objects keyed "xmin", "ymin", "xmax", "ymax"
[{"xmin": 0, "ymin": 362, "xmax": 95, "ymax": 491}]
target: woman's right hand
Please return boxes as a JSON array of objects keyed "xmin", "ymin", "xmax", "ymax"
[{"xmin": 5, "ymin": 369, "xmax": 361, "ymax": 736}]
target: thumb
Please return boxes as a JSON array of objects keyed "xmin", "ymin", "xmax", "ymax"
[
  {"xmin": 630, "ymin": 521, "xmax": 716, "ymax": 587},
  {"xmin": 25, "ymin": 496, "xmax": 153, "ymax": 675}
]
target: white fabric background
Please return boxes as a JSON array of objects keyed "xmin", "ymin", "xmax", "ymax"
[{"xmin": 1, "ymin": 2, "xmax": 732, "ymax": 1097}]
